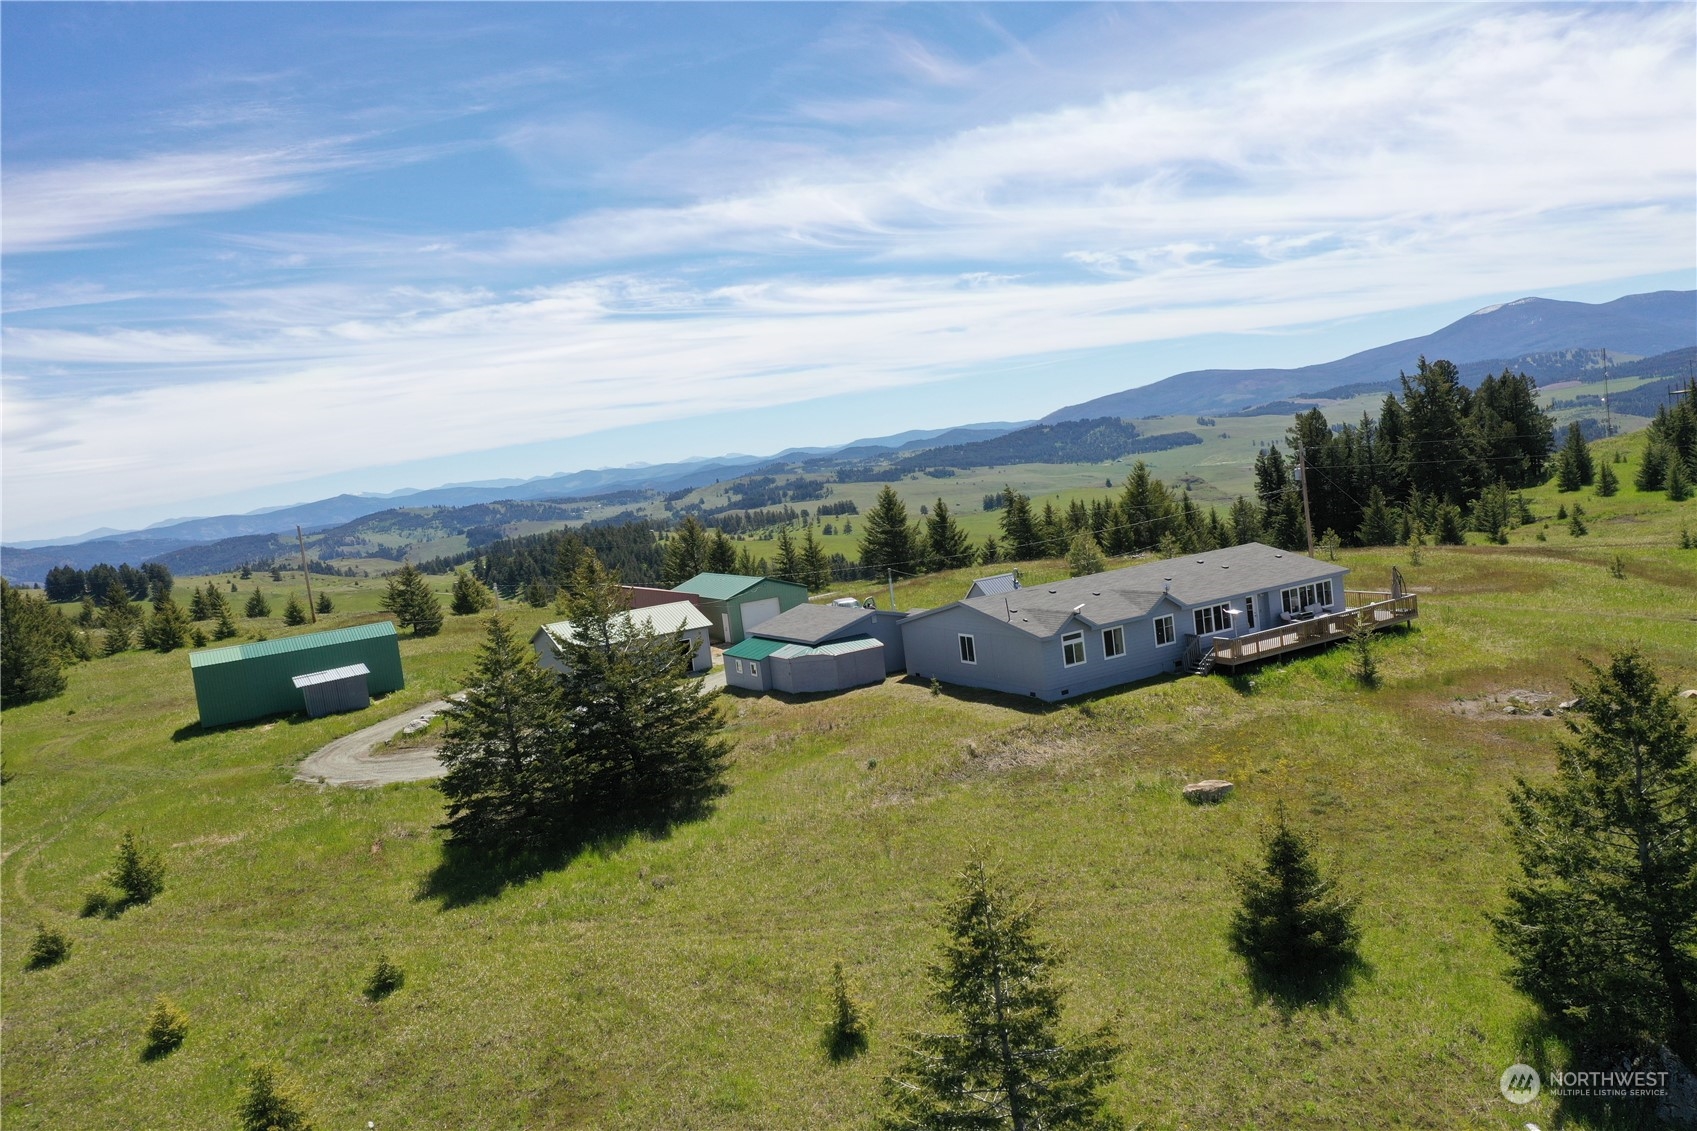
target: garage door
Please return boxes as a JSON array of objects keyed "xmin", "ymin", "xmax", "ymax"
[{"xmin": 740, "ymin": 597, "xmax": 782, "ymax": 634}]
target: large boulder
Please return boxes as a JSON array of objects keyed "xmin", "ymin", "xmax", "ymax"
[{"xmin": 1183, "ymin": 780, "xmax": 1234, "ymax": 804}]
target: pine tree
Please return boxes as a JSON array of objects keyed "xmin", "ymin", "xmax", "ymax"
[
  {"xmin": 1355, "ymin": 487, "xmax": 1399, "ymax": 546},
  {"xmin": 25, "ymin": 924, "xmax": 71, "ymax": 970},
  {"xmin": 663, "ymin": 515, "xmax": 710, "ymax": 587},
  {"xmin": 381, "ymin": 564, "xmax": 443, "ymax": 636},
  {"xmin": 859, "ymin": 487, "xmax": 921, "ymax": 578},
  {"xmin": 237, "ymin": 1064, "xmax": 315, "ymax": 1131},
  {"xmin": 553, "ymin": 554, "xmax": 731, "ymax": 826},
  {"xmin": 77, "ymin": 594, "xmax": 98, "ymax": 628},
  {"xmin": 213, "ymin": 601, "xmax": 239, "ymax": 641},
  {"xmin": 450, "ymin": 570, "xmax": 494, "ymax": 615},
  {"xmin": 880, "ymin": 857, "xmax": 1121, "ymax": 1131},
  {"xmin": 1, "ymin": 580, "xmax": 69, "ymax": 703},
  {"xmin": 437, "ymin": 615, "xmax": 569, "ymax": 848},
  {"xmin": 1596, "ymin": 459, "xmax": 1619, "ymax": 498},
  {"xmin": 1636, "ymin": 440, "xmax": 1670, "ymax": 492},
  {"xmin": 315, "ymin": 592, "xmax": 333, "ymax": 614},
  {"xmin": 800, "ymin": 526, "xmax": 832, "ymax": 592},
  {"xmin": 189, "ymin": 587, "xmax": 209, "ymax": 620},
  {"xmin": 142, "ymin": 596, "xmax": 191, "ymax": 652},
  {"xmin": 998, "ymin": 486, "xmax": 1040, "ymax": 561},
  {"xmin": 1492, "ymin": 652, "xmax": 1697, "ymax": 1068},
  {"xmin": 1066, "ymin": 532, "xmax": 1105, "ymax": 578},
  {"xmin": 1558, "ymin": 421, "xmax": 1595, "ymax": 487},
  {"xmin": 774, "ymin": 526, "xmax": 800, "ymax": 584},
  {"xmin": 245, "ymin": 588, "xmax": 271, "ymax": 618},
  {"xmin": 925, "ymin": 499, "xmax": 974, "ymax": 573},
  {"xmin": 1668, "ymin": 454, "xmax": 1691, "ymax": 502},
  {"xmin": 282, "ymin": 593, "xmax": 309, "ymax": 627},
  {"xmin": 1229, "ymin": 808, "xmax": 1360, "ymax": 978},
  {"xmin": 734, "ymin": 545, "xmax": 757, "ymax": 576},
  {"xmin": 110, "ymin": 830, "xmax": 165, "ymax": 907},
  {"xmin": 142, "ymin": 996, "xmax": 188, "ymax": 1059},
  {"xmin": 706, "ymin": 530, "xmax": 738, "ymax": 574}
]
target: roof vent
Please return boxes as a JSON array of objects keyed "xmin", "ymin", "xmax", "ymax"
[
  {"xmin": 1220, "ymin": 564, "xmax": 1229, "ymax": 569},
  {"xmin": 1196, "ymin": 559, "xmax": 1206, "ymax": 564},
  {"xmin": 1048, "ymin": 588, "xmax": 1057, "ymax": 594}
]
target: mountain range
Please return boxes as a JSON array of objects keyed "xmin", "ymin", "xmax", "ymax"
[{"xmin": 4, "ymin": 289, "xmax": 1691, "ymax": 585}]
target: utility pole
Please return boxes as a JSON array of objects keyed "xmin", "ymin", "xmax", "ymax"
[
  {"xmin": 1296, "ymin": 445, "xmax": 1317, "ymax": 558},
  {"xmin": 297, "ymin": 525, "xmax": 317, "ymax": 623},
  {"xmin": 1601, "ymin": 349, "xmax": 1614, "ymax": 438},
  {"xmin": 886, "ymin": 567, "xmax": 897, "ymax": 612}
]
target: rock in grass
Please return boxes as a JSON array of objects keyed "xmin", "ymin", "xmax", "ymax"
[{"xmin": 1183, "ymin": 780, "xmax": 1234, "ymax": 803}]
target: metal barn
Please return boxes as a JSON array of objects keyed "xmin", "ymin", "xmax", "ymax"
[{"xmin": 188, "ymin": 621, "xmax": 405, "ymax": 727}]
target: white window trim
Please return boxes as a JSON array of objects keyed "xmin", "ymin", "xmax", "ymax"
[
  {"xmin": 733, "ymin": 659, "xmax": 743, "ymax": 674},
  {"xmin": 1102, "ymin": 625, "xmax": 1125, "ymax": 659},
  {"xmin": 958, "ymin": 633, "xmax": 977, "ymax": 665},
  {"xmin": 1154, "ymin": 615, "xmax": 1176, "ymax": 647},
  {"xmin": 1062, "ymin": 631, "xmax": 1086, "ymax": 668}
]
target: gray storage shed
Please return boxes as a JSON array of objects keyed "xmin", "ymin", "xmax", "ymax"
[{"xmin": 292, "ymin": 663, "xmax": 373, "ymax": 718}]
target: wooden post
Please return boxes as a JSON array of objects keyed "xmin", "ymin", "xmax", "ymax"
[{"xmin": 297, "ymin": 526, "xmax": 317, "ymax": 623}]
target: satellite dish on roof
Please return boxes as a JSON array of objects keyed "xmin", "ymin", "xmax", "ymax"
[
  {"xmin": 862, "ymin": 597, "xmax": 877, "ymax": 609},
  {"xmin": 1073, "ymin": 603, "xmax": 1086, "ymax": 614}
]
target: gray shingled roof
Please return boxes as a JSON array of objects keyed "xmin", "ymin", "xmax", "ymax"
[
  {"xmin": 748, "ymin": 602, "xmax": 872, "ymax": 645},
  {"xmin": 913, "ymin": 542, "xmax": 1344, "ymax": 640},
  {"xmin": 966, "ymin": 572, "xmax": 1021, "ymax": 597}
]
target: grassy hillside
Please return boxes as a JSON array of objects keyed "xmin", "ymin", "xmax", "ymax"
[{"xmin": 8, "ymin": 483, "xmax": 1696, "ymax": 1128}]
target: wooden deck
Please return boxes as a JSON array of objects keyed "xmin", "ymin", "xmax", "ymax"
[{"xmin": 1205, "ymin": 593, "xmax": 1419, "ymax": 670}]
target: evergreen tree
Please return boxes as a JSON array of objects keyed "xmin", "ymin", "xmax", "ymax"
[
  {"xmin": 774, "ymin": 526, "xmax": 800, "ymax": 584},
  {"xmin": 1229, "ymin": 808, "xmax": 1360, "ymax": 978},
  {"xmin": 880, "ymin": 857, "xmax": 1122, "ymax": 1131},
  {"xmin": 437, "ymin": 614, "xmax": 569, "ymax": 848},
  {"xmin": 998, "ymin": 486, "xmax": 1040, "ymax": 561},
  {"xmin": 245, "ymin": 588, "xmax": 271, "ymax": 618},
  {"xmin": 315, "ymin": 591, "xmax": 333, "ymax": 614},
  {"xmin": 1066, "ymin": 532, "xmax": 1106, "ymax": 578},
  {"xmin": 110, "ymin": 830, "xmax": 165, "ymax": 907},
  {"xmin": 77, "ymin": 594, "xmax": 98, "ymax": 628},
  {"xmin": 979, "ymin": 534, "xmax": 1002, "ymax": 565},
  {"xmin": 102, "ymin": 616, "xmax": 134, "ymax": 656},
  {"xmin": 1558, "ymin": 421, "xmax": 1595, "ymax": 488},
  {"xmin": 141, "ymin": 996, "xmax": 188, "ymax": 1059},
  {"xmin": 1115, "ymin": 461, "xmax": 1175, "ymax": 553},
  {"xmin": 1, "ymin": 580, "xmax": 69, "ymax": 704},
  {"xmin": 1636, "ymin": 439, "xmax": 1670, "ymax": 492},
  {"xmin": 552, "ymin": 554, "xmax": 731, "ymax": 827},
  {"xmin": 450, "ymin": 569, "xmax": 494, "ymax": 615},
  {"xmin": 1492, "ymin": 652, "xmax": 1697, "ymax": 1068},
  {"xmin": 142, "ymin": 596, "xmax": 191, "ymax": 652},
  {"xmin": 1355, "ymin": 487, "xmax": 1399, "ymax": 547},
  {"xmin": 925, "ymin": 499, "xmax": 974, "ymax": 573},
  {"xmin": 381, "ymin": 564, "xmax": 443, "ymax": 636},
  {"xmin": 237, "ymin": 1064, "xmax": 315, "ymax": 1131},
  {"xmin": 1555, "ymin": 449, "xmax": 1582, "ymax": 492},
  {"xmin": 213, "ymin": 601, "xmax": 239, "ymax": 641},
  {"xmin": 860, "ymin": 486, "xmax": 922, "ymax": 578},
  {"xmin": 189, "ymin": 587, "xmax": 209, "ymax": 620},
  {"xmin": 800, "ymin": 526, "xmax": 832, "ymax": 591},
  {"xmin": 282, "ymin": 593, "xmax": 309, "ymax": 627},
  {"xmin": 706, "ymin": 530, "xmax": 738, "ymax": 575},
  {"xmin": 1468, "ymin": 480, "xmax": 1514, "ymax": 544},
  {"xmin": 734, "ymin": 545, "xmax": 758, "ymax": 576},
  {"xmin": 1668, "ymin": 454, "xmax": 1691, "ymax": 503},
  {"xmin": 663, "ymin": 515, "xmax": 710, "ymax": 587},
  {"xmin": 1228, "ymin": 496, "xmax": 1262, "ymax": 546},
  {"xmin": 522, "ymin": 576, "xmax": 551, "ymax": 608},
  {"xmin": 1596, "ymin": 459, "xmax": 1619, "ymax": 498}
]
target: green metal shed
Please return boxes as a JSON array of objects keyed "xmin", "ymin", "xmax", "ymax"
[
  {"xmin": 671, "ymin": 573, "xmax": 810, "ymax": 644},
  {"xmin": 188, "ymin": 620, "xmax": 405, "ymax": 728}
]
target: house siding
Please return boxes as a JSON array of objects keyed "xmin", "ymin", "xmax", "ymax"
[{"xmin": 772, "ymin": 646, "xmax": 885, "ymax": 694}]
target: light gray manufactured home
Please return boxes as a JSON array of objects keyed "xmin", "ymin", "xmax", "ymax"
[{"xmin": 900, "ymin": 542, "xmax": 1348, "ymax": 701}]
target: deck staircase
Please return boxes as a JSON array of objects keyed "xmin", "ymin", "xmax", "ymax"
[{"xmin": 1192, "ymin": 652, "xmax": 1217, "ymax": 677}]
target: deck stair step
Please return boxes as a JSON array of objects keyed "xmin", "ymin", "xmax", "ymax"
[{"xmin": 1192, "ymin": 653, "xmax": 1216, "ymax": 677}]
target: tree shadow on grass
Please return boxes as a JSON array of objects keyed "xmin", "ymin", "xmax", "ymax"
[
  {"xmin": 415, "ymin": 802, "xmax": 716, "ymax": 910},
  {"xmin": 1243, "ymin": 953, "xmax": 1372, "ymax": 1019},
  {"xmin": 1506, "ymin": 1012, "xmax": 1687, "ymax": 1131}
]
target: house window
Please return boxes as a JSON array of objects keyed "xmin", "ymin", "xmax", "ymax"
[
  {"xmin": 1154, "ymin": 615, "xmax": 1175, "ymax": 646},
  {"xmin": 1102, "ymin": 626, "xmax": 1125, "ymax": 658},
  {"xmin": 1281, "ymin": 580, "xmax": 1335, "ymax": 616},
  {"xmin": 749, "ymin": 662, "xmax": 759, "ymax": 678},
  {"xmin": 1193, "ymin": 603, "xmax": 1232, "ymax": 635},
  {"xmin": 1062, "ymin": 631, "xmax": 1086, "ymax": 667},
  {"xmin": 733, "ymin": 659, "xmax": 743, "ymax": 674},
  {"xmin": 959, "ymin": 634, "xmax": 977, "ymax": 664}
]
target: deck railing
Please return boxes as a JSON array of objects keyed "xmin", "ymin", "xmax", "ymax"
[{"xmin": 1206, "ymin": 594, "xmax": 1419, "ymax": 669}]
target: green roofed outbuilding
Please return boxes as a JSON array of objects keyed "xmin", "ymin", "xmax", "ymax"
[
  {"xmin": 188, "ymin": 620, "xmax": 405, "ymax": 728},
  {"xmin": 671, "ymin": 573, "xmax": 809, "ymax": 644}
]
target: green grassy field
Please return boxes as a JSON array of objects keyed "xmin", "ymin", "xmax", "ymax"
[{"xmin": 5, "ymin": 477, "xmax": 1695, "ymax": 1128}]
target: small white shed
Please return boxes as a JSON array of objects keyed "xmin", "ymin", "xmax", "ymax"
[
  {"xmin": 291, "ymin": 663, "xmax": 373, "ymax": 718},
  {"xmin": 531, "ymin": 600, "xmax": 714, "ymax": 674}
]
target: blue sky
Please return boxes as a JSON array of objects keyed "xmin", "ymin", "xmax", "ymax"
[{"xmin": 3, "ymin": 3, "xmax": 1693, "ymax": 543}]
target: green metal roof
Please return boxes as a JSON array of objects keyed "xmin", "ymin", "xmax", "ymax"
[
  {"xmin": 189, "ymin": 620, "xmax": 398, "ymax": 668},
  {"xmin": 673, "ymin": 572, "xmax": 766, "ymax": 600},
  {"xmin": 723, "ymin": 636, "xmax": 789, "ymax": 660},
  {"xmin": 772, "ymin": 637, "xmax": 882, "ymax": 660}
]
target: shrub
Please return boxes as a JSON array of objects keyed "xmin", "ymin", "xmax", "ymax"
[
  {"xmin": 80, "ymin": 889, "xmax": 113, "ymax": 918},
  {"xmin": 314, "ymin": 592, "xmax": 333, "ymax": 614},
  {"xmin": 364, "ymin": 956, "xmax": 404, "ymax": 1001},
  {"xmin": 823, "ymin": 962, "xmax": 869, "ymax": 1061},
  {"xmin": 111, "ymin": 830, "xmax": 165, "ymax": 907},
  {"xmin": 141, "ymin": 996, "xmax": 188, "ymax": 1059},
  {"xmin": 237, "ymin": 1064, "xmax": 315, "ymax": 1131},
  {"xmin": 25, "ymin": 925, "xmax": 70, "ymax": 970}
]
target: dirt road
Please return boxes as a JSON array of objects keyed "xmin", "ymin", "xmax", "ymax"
[
  {"xmin": 293, "ymin": 670, "xmax": 727, "ymax": 788},
  {"xmin": 293, "ymin": 700, "xmax": 450, "ymax": 787}
]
